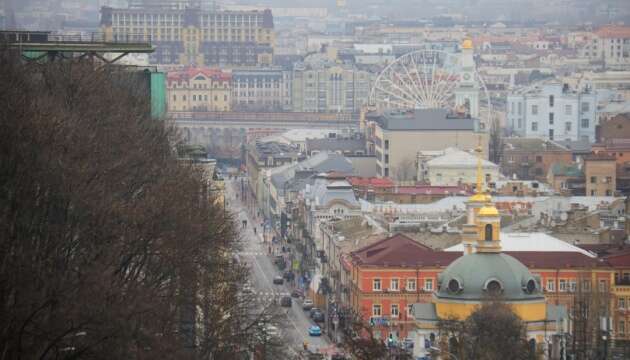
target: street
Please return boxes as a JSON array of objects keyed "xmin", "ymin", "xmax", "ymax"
[{"xmin": 224, "ymin": 177, "xmax": 334, "ymax": 358}]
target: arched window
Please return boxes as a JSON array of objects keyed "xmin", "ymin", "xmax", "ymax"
[{"xmin": 485, "ymin": 224, "xmax": 493, "ymax": 241}]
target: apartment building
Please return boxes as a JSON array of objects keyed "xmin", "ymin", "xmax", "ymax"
[
  {"xmin": 584, "ymin": 154, "xmax": 617, "ymax": 197},
  {"xmin": 166, "ymin": 67, "xmax": 231, "ymax": 111},
  {"xmin": 580, "ymin": 25, "xmax": 630, "ymax": 67},
  {"xmin": 291, "ymin": 53, "xmax": 373, "ymax": 113},
  {"xmin": 507, "ymin": 84, "xmax": 598, "ymax": 142},
  {"xmin": 368, "ymin": 109, "xmax": 486, "ymax": 180},
  {"xmin": 100, "ymin": 5, "xmax": 274, "ymax": 66},
  {"xmin": 231, "ymin": 68, "xmax": 291, "ymax": 111}
]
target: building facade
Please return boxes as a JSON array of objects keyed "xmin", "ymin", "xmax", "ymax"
[
  {"xmin": 368, "ymin": 109, "xmax": 487, "ymax": 180},
  {"xmin": 507, "ymin": 84, "xmax": 598, "ymax": 142},
  {"xmin": 584, "ymin": 154, "xmax": 617, "ymax": 197},
  {"xmin": 291, "ymin": 54, "xmax": 373, "ymax": 113},
  {"xmin": 100, "ymin": 5, "xmax": 274, "ymax": 66},
  {"xmin": 580, "ymin": 26, "xmax": 630, "ymax": 67},
  {"xmin": 501, "ymin": 138, "xmax": 573, "ymax": 182},
  {"xmin": 166, "ymin": 67, "xmax": 231, "ymax": 111},
  {"xmin": 231, "ymin": 68, "xmax": 291, "ymax": 111}
]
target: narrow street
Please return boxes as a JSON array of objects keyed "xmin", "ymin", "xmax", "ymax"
[{"xmin": 224, "ymin": 177, "xmax": 334, "ymax": 358}]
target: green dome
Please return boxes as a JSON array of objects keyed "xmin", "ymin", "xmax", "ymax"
[{"xmin": 436, "ymin": 253, "xmax": 544, "ymax": 301}]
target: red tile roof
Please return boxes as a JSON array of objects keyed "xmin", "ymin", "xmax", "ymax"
[
  {"xmin": 167, "ymin": 67, "xmax": 231, "ymax": 84},
  {"xmin": 602, "ymin": 250, "xmax": 630, "ymax": 267},
  {"xmin": 596, "ymin": 26, "xmax": 630, "ymax": 39},
  {"xmin": 350, "ymin": 233, "xmax": 441, "ymax": 266},
  {"xmin": 394, "ymin": 186, "xmax": 470, "ymax": 195},
  {"xmin": 347, "ymin": 177, "xmax": 394, "ymax": 188}
]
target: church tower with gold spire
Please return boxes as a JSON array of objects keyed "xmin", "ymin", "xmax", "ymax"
[
  {"xmin": 461, "ymin": 141, "xmax": 500, "ymax": 254},
  {"xmin": 455, "ymin": 38, "xmax": 480, "ymax": 119}
]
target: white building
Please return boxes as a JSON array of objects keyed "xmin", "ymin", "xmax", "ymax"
[
  {"xmin": 580, "ymin": 26, "xmax": 630, "ymax": 68},
  {"xmin": 425, "ymin": 148, "xmax": 500, "ymax": 187},
  {"xmin": 506, "ymin": 84, "xmax": 598, "ymax": 142}
]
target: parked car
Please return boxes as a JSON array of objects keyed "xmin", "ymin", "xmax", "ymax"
[
  {"xmin": 311, "ymin": 310, "xmax": 325, "ymax": 323},
  {"xmin": 308, "ymin": 325, "xmax": 322, "ymax": 336},
  {"xmin": 291, "ymin": 289, "xmax": 303, "ymax": 298},
  {"xmin": 302, "ymin": 299, "xmax": 314, "ymax": 311},
  {"xmin": 309, "ymin": 307, "xmax": 320, "ymax": 318},
  {"xmin": 283, "ymin": 270, "xmax": 294, "ymax": 281},
  {"xmin": 280, "ymin": 296, "xmax": 292, "ymax": 307},
  {"xmin": 272, "ymin": 276, "xmax": 284, "ymax": 285}
]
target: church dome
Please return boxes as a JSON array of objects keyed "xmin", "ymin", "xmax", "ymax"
[
  {"xmin": 478, "ymin": 205, "xmax": 499, "ymax": 217},
  {"xmin": 462, "ymin": 39, "xmax": 473, "ymax": 50},
  {"xmin": 436, "ymin": 253, "xmax": 543, "ymax": 301}
]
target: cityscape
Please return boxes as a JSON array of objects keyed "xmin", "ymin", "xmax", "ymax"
[{"xmin": 2, "ymin": 0, "xmax": 630, "ymax": 359}]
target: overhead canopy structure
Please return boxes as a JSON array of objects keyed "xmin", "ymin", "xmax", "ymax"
[{"xmin": 0, "ymin": 31, "xmax": 155, "ymax": 64}]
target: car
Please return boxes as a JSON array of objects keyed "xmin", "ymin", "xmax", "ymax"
[
  {"xmin": 331, "ymin": 354, "xmax": 347, "ymax": 360},
  {"xmin": 302, "ymin": 299, "xmax": 314, "ymax": 311},
  {"xmin": 312, "ymin": 310, "xmax": 325, "ymax": 323},
  {"xmin": 291, "ymin": 289, "xmax": 303, "ymax": 298},
  {"xmin": 280, "ymin": 296, "xmax": 292, "ymax": 307},
  {"xmin": 272, "ymin": 276, "xmax": 284, "ymax": 285},
  {"xmin": 309, "ymin": 307, "xmax": 320, "ymax": 318},
  {"xmin": 308, "ymin": 325, "xmax": 322, "ymax": 336}
]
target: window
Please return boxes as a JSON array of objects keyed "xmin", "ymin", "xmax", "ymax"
[
  {"xmin": 581, "ymin": 118, "xmax": 589, "ymax": 128},
  {"xmin": 518, "ymin": 102, "xmax": 522, "ymax": 115},
  {"xmin": 424, "ymin": 278, "xmax": 433, "ymax": 291},
  {"xmin": 183, "ymin": 95, "xmax": 186, "ymax": 101},
  {"xmin": 599, "ymin": 279, "xmax": 607, "ymax": 292},
  {"xmin": 532, "ymin": 104, "xmax": 538, "ymax": 115},
  {"xmin": 606, "ymin": 190, "xmax": 612, "ymax": 196},
  {"xmin": 565, "ymin": 122, "xmax": 572, "ymax": 132},
  {"xmin": 517, "ymin": 118, "xmax": 523, "ymax": 128},
  {"xmin": 606, "ymin": 176, "xmax": 613, "ymax": 184},
  {"xmin": 384, "ymin": 168, "xmax": 389, "ymax": 177},
  {"xmin": 620, "ymin": 320, "xmax": 626, "ymax": 336},
  {"xmin": 590, "ymin": 176, "xmax": 597, "ymax": 184},
  {"xmin": 620, "ymin": 297, "xmax": 626, "ymax": 309},
  {"xmin": 224, "ymin": 95, "xmax": 228, "ymax": 101},
  {"xmin": 390, "ymin": 278, "xmax": 399, "ymax": 291},
  {"xmin": 532, "ymin": 122, "xmax": 538, "ymax": 131},
  {"xmin": 384, "ymin": 155, "xmax": 389, "ymax": 164},
  {"xmin": 485, "ymin": 224, "xmax": 493, "ymax": 241},
  {"xmin": 549, "ymin": 95, "xmax": 554, "ymax": 107},
  {"xmin": 582, "ymin": 280, "xmax": 591, "ymax": 292},
  {"xmin": 546, "ymin": 279, "xmax": 555, "ymax": 292},
  {"xmin": 407, "ymin": 304, "xmax": 414, "ymax": 317},
  {"xmin": 372, "ymin": 304, "xmax": 382, "ymax": 317},
  {"xmin": 173, "ymin": 94, "xmax": 177, "ymax": 101},
  {"xmin": 581, "ymin": 102, "xmax": 590, "ymax": 112},
  {"xmin": 549, "ymin": 112, "xmax": 554, "ymax": 124},
  {"xmin": 373, "ymin": 279, "xmax": 381, "ymax": 291},
  {"xmin": 565, "ymin": 104, "xmax": 572, "ymax": 115},
  {"xmin": 569, "ymin": 280, "xmax": 577, "ymax": 292},
  {"xmin": 549, "ymin": 129, "xmax": 554, "ymax": 140},
  {"xmin": 559, "ymin": 279, "xmax": 567, "ymax": 292},
  {"xmin": 406, "ymin": 279, "xmax": 417, "ymax": 291},
  {"xmin": 384, "ymin": 140, "xmax": 389, "ymax": 150},
  {"xmin": 536, "ymin": 156, "xmax": 543, "ymax": 163},
  {"xmin": 391, "ymin": 304, "xmax": 399, "ymax": 318}
]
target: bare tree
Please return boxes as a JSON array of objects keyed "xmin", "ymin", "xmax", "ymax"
[
  {"xmin": 0, "ymin": 49, "xmax": 279, "ymax": 359},
  {"xmin": 435, "ymin": 301, "xmax": 535, "ymax": 360},
  {"xmin": 488, "ymin": 114, "xmax": 504, "ymax": 165}
]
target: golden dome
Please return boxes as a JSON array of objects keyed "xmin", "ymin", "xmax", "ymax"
[
  {"xmin": 468, "ymin": 193, "xmax": 491, "ymax": 203},
  {"xmin": 462, "ymin": 39, "xmax": 473, "ymax": 50},
  {"xmin": 478, "ymin": 206, "xmax": 499, "ymax": 217}
]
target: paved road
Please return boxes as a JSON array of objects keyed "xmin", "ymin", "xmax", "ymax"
[{"xmin": 224, "ymin": 178, "xmax": 334, "ymax": 357}]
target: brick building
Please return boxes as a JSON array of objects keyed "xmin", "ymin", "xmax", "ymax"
[
  {"xmin": 501, "ymin": 138, "xmax": 573, "ymax": 181},
  {"xmin": 584, "ymin": 153, "xmax": 617, "ymax": 196}
]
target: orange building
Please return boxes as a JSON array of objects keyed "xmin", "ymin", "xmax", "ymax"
[{"xmin": 347, "ymin": 234, "xmax": 456, "ymax": 340}]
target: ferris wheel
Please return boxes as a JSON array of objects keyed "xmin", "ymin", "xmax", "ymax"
[{"xmin": 369, "ymin": 49, "xmax": 492, "ymax": 124}]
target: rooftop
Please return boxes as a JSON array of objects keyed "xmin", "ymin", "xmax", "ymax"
[
  {"xmin": 445, "ymin": 232, "xmax": 597, "ymax": 258},
  {"xmin": 550, "ymin": 163, "xmax": 583, "ymax": 177},
  {"xmin": 306, "ymin": 137, "xmax": 366, "ymax": 153},
  {"xmin": 595, "ymin": 25, "xmax": 630, "ymax": 39},
  {"xmin": 504, "ymin": 138, "xmax": 568, "ymax": 152},
  {"xmin": 166, "ymin": 67, "xmax": 231, "ymax": 84},
  {"xmin": 427, "ymin": 148, "xmax": 498, "ymax": 169},
  {"xmin": 373, "ymin": 109, "xmax": 477, "ymax": 131},
  {"xmin": 584, "ymin": 153, "xmax": 616, "ymax": 161},
  {"xmin": 347, "ymin": 177, "xmax": 394, "ymax": 188}
]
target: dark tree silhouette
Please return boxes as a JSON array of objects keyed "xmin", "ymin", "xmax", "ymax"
[{"xmin": 0, "ymin": 49, "xmax": 279, "ymax": 359}]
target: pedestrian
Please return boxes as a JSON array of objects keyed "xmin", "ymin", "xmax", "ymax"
[{"xmin": 254, "ymin": 227, "xmax": 257, "ymax": 234}]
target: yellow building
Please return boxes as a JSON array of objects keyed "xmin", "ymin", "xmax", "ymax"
[
  {"xmin": 167, "ymin": 68, "xmax": 231, "ymax": 112},
  {"xmin": 410, "ymin": 150, "xmax": 567, "ymax": 359},
  {"xmin": 100, "ymin": 5, "xmax": 274, "ymax": 66}
]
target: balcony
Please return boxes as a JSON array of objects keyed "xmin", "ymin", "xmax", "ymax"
[{"xmin": 615, "ymin": 278, "xmax": 630, "ymax": 286}]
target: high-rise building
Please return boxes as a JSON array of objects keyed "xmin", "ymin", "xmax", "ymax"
[{"xmin": 100, "ymin": 4, "xmax": 274, "ymax": 67}]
